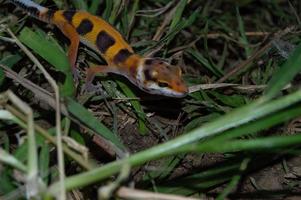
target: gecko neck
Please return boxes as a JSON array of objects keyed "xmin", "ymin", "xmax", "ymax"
[
  {"xmin": 117, "ymin": 54, "xmax": 141, "ymax": 76},
  {"xmin": 115, "ymin": 54, "xmax": 143, "ymax": 85}
]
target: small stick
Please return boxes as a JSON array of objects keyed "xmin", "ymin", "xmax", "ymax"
[
  {"xmin": 2, "ymin": 90, "xmax": 39, "ymax": 198},
  {"xmin": 116, "ymin": 186, "xmax": 201, "ymax": 200},
  {"xmin": 7, "ymin": 28, "xmax": 66, "ymax": 200},
  {"xmin": 152, "ymin": 2, "xmax": 177, "ymax": 41},
  {"xmin": 0, "ymin": 64, "xmax": 125, "ymax": 158},
  {"xmin": 5, "ymin": 104, "xmax": 93, "ymax": 170},
  {"xmin": 216, "ymin": 26, "xmax": 295, "ymax": 83},
  {"xmin": 205, "ymin": 31, "xmax": 271, "ymax": 39},
  {"xmin": 136, "ymin": 1, "xmax": 175, "ymax": 18},
  {"xmin": 216, "ymin": 42, "xmax": 271, "ymax": 83}
]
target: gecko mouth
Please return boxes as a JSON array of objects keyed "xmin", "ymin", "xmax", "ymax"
[
  {"xmin": 164, "ymin": 91, "xmax": 188, "ymax": 98},
  {"xmin": 140, "ymin": 82, "xmax": 188, "ymax": 98},
  {"xmin": 152, "ymin": 89, "xmax": 188, "ymax": 98}
]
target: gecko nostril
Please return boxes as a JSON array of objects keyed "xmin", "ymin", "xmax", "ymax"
[
  {"xmin": 145, "ymin": 59, "xmax": 153, "ymax": 65},
  {"xmin": 175, "ymin": 81, "xmax": 188, "ymax": 93}
]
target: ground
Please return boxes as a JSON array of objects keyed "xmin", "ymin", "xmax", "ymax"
[{"xmin": 1, "ymin": 0, "xmax": 301, "ymax": 199}]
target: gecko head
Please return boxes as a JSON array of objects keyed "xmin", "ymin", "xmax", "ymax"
[{"xmin": 135, "ymin": 58, "xmax": 188, "ymax": 98}]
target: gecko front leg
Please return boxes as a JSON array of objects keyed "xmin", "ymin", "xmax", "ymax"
[
  {"xmin": 81, "ymin": 65, "xmax": 114, "ymax": 94},
  {"xmin": 56, "ymin": 21, "xmax": 81, "ymax": 84}
]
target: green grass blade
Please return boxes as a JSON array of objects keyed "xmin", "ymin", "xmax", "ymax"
[
  {"xmin": 186, "ymin": 48, "xmax": 224, "ymax": 77},
  {"xmin": 209, "ymin": 91, "xmax": 246, "ymax": 107},
  {"xmin": 0, "ymin": 148, "xmax": 27, "ymax": 172},
  {"xmin": 48, "ymin": 89, "xmax": 301, "ymax": 194},
  {"xmin": 236, "ymin": 7, "xmax": 251, "ymax": 57},
  {"xmin": 0, "ymin": 54, "xmax": 22, "ymax": 85},
  {"xmin": 117, "ymin": 80, "xmax": 147, "ymax": 135},
  {"xmin": 108, "ymin": 0, "xmax": 122, "ymax": 24},
  {"xmin": 164, "ymin": 4, "xmax": 200, "ymax": 45},
  {"xmin": 18, "ymin": 27, "xmax": 74, "ymax": 97},
  {"xmin": 199, "ymin": 133, "xmax": 301, "ymax": 153},
  {"xmin": 125, "ymin": 0, "xmax": 140, "ymax": 38},
  {"xmin": 51, "ymin": 0, "xmax": 64, "ymax": 9},
  {"xmin": 0, "ymin": 169, "xmax": 17, "ymax": 194},
  {"xmin": 88, "ymin": 0, "xmax": 101, "ymax": 14},
  {"xmin": 103, "ymin": 0, "xmax": 113, "ymax": 21},
  {"xmin": 168, "ymin": 0, "xmax": 187, "ymax": 34},
  {"xmin": 65, "ymin": 97, "xmax": 126, "ymax": 151},
  {"xmin": 120, "ymin": 6, "xmax": 129, "ymax": 36},
  {"xmin": 265, "ymin": 42, "xmax": 301, "ymax": 99},
  {"xmin": 39, "ymin": 142, "xmax": 50, "ymax": 183},
  {"xmin": 216, "ymin": 159, "xmax": 249, "ymax": 200},
  {"xmin": 157, "ymin": 161, "xmax": 241, "ymax": 195},
  {"xmin": 186, "ymin": 105, "xmax": 301, "ymax": 153},
  {"xmin": 143, "ymin": 155, "xmax": 184, "ymax": 181},
  {"xmin": 70, "ymin": 0, "xmax": 87, "ymax": 10}
]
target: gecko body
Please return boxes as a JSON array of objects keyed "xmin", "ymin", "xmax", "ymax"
[{"xmin": 9, "ymin": 0, "xmax": 188, "ymax": 97}]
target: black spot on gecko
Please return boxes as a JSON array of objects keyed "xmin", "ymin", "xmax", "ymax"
[
  {"xmin": 113, "ymin": 49, "xmax": 133, "ymax": 63},
  {"xmin": 76, "ymin": 18, "xmax": 93, "ymax": 35},
  {"xmin": 63, "ymin": 10, "xmax": 76, "ymax": 22},
  {"xmin": 96, "ymin": 31, "xmax": 115, "ymax": 53}
]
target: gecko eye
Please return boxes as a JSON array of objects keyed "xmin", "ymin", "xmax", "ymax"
[
  {"xmin": 152, "ymin": 71, "xmax": 158, "ymax": 77},
  {"xmin": 158, "ymin": 82, "xmax": 169, "ymax": 88}
]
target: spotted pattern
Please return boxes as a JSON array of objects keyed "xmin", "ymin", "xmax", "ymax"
[
  {"xmin": 113, "ymin": 49, "xmax": 132, "ymax": 64},
  {"xmin": 63, "ymin": 10, "xmax": 76, "ymax": 22},
  {"xmin": 76, "ymin": 19, "xmax": 93, "ymax": 35},
  {"xmin": 96, "ymin": 31, "xmax": 115, "ymax": 53}
]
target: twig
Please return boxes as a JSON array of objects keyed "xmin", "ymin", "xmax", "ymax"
[
  {"xmin": 216, "ymin": 26, "xmax": 295, "ymax": 83},
  {"xmin": 168, "ymin": 36, "xmax": 201, "ymax": 54},
  {"xmin": 98, "ymin": 156, "xmax": 130, "ymax": 199},
  {"xmin": 0, "ymin": 64, "xmax": 68, "ymax": 114},
  {"xmin": 216, "ymin": 42, "xmax": 271, "ymax": 83},
  {"xmin": 62, "ymin": 136, "xmax": 89, "ymax": 162},
  {"xmin": 288, "ymin": 0, "xmax": 301, "ymax": 26},
  {"xmin": 5, "ymin": 104, "xmax": 93, "ymax": 170},
  {"xmin": 204, "ymin": 31, "xmax": 271, "ymax": 39},
  {"xmin": 136, "ymin": 1, "xmax": 175, "ymax": 18},
  {"xmin": 152, "ymin": 2, "xmax": 177, "ymax": 41},
  {"xmin": 1, "ymin": 90, "xmax": 40, "ymax": 198},
  {"xmin": 7, "ymin": 28, "xmax": 66, "ymax": 200},
  {"xmin": 0, "ymin": 64, "xmax": 125, "ymax": 158},
  {"xmin": 0, "ymin": 147, "xmax": 27, "ymax": 172},
  {"xmin": 116, "ymin": 187, "xmax": 201, "ymax": 200},
  {"xmin": 189, "ymin": 83, "xmax": 264, "ymax": 93},
  {"xmin": 189, "ymin": 83, "xmax": 292, "ymax": 93}
]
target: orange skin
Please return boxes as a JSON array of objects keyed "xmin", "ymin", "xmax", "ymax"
[{"xmin": 13, "ymin": 2, "xmax": 188, "ymax": 97}]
